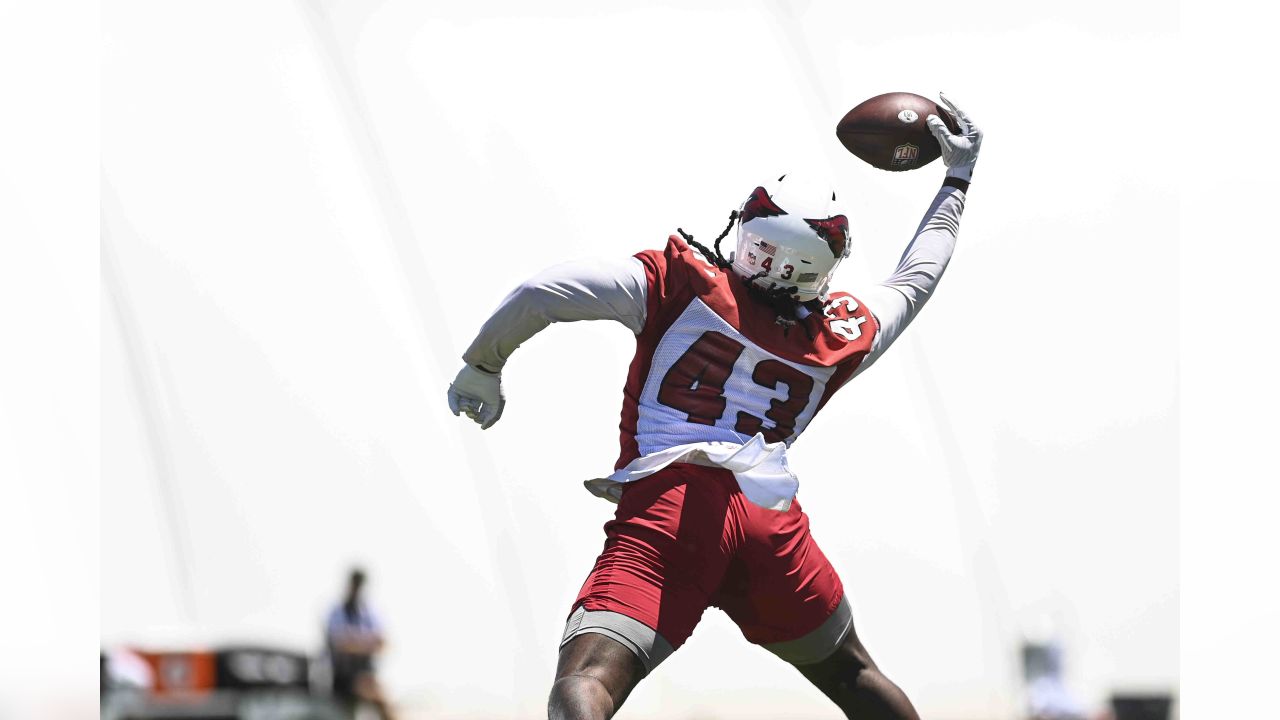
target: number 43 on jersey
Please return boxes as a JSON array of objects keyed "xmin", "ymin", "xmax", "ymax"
[{"xmin": 654, "ymin": 296, "xmax": 868, "ymax": 443}]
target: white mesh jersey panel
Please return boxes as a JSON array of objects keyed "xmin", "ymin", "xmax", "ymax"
[{"xmin": 635, "ymin": 298, "xmax": 838, "ymax": 457}]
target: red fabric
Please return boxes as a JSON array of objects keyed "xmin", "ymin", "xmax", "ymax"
[
  {"xmin": 573, "ymin": 463, "xmax": 845, "ymax": 649},
  {"xmin": 614, "ymin": 235, "xmax": 878, "ymax": 470},
  {"xmin": 651, "ymin": 235, "xmax": 876, "ymax": 367}
]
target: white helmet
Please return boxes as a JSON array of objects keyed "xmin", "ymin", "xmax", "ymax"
[{"xmin": 730, "ymin": 175, "xmax": 850, "ymax": 302}]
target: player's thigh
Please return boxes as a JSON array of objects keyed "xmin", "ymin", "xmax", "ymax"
[
  {"xmin": 792, "ymin": 621, "xmax": 923, "ymax": 720},
  {"xmin": 715, "ymin": 497, "xmax": 847, "ymax": 657},
  {"xmin": 554, "ymin": 632, "xmax": 647, "ymax": 709},
  {"xmin": 575, "ymin": 465, "xmax": 737, "ymax": 650},
  {"xmin": 792, "ymin": 614, "xmax": 880, "ymax": 690}
]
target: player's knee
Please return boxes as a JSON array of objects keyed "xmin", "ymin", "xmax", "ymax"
[
  {"xmin": 551, "ymin": 671, "xmax": 610, "ymax": 694},
  {"xmin": 548, "ymin": 673, "xmax": 615, "ymax": 720}
]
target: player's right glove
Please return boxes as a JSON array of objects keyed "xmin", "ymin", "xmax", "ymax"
[
  {"xmin": 926, "ymin": 92, "xmax": 982, "ymax": 182},
  {"xmin": 447, "ymin": 365, "xmax": 505, "ymax": 430}
]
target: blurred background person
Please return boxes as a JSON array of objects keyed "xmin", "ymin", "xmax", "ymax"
[
  {"xmin": 1020, "ymin": 636, "xmax": 1086, "ymax": 720},
  {"xmin": 325, "ymin": 568, "xmax": 396, "ymax": 720}
]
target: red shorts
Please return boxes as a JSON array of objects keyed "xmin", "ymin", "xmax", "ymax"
[{"xmin": 573, "ymin": 463, "xmax": 845, "ymax": 650}]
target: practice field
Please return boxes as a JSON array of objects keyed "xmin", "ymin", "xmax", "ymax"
[{"xmin": 100, "ymin": 2, "xmax": 1178, "ymax": 719}]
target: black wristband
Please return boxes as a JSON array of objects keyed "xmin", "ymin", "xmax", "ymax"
[{"xmin": 943, "ymin": 176, "xmax": 970, "ymax": 193}]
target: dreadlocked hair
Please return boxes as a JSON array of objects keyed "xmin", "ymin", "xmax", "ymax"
[
  {"xmin": 677, "ymin": 210, "xmax": 738, "ymax": 270},
  {"xmin": 678, "ymin": 210, "xmax": 820, "ymax": 339}
]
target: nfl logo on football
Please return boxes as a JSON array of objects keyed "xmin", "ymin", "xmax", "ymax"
[{"xmin": 891, "ymin": 143, "xmax": 919, "ymax": 167}]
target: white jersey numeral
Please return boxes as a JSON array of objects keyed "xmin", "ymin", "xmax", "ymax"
[
  {"xmin": 823, "ymin": 297, "xmax": 867, "ymax": 341},
  {"xmin": 830, "ymin": 317, "xmax": 867, "ymax": 341},
  {"xmin": 823, "ymin": 296, "xmax": 858, "ymax": 317}
]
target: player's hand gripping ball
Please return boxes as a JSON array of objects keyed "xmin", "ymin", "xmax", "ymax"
[
  {"xmin": 448, "ymin": 365, "xmax": 505, "ymax": 429},
  {"xmin": 836, "ymin": 91, "xmax": 961, "ymax": 171},
  {"xmin": 925, "ymin": 93, "xmax": 982, "ymax": 182}
]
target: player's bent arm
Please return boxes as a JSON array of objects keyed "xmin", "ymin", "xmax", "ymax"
[
  {"xmin": 855, "ymin": 181, "xmax": 966, "ymax": 371},
  {"xmin": 461, "ymin": 256, "xmax": 649, "ymax": 373},
  {"xmin": 449, "ymin": 257, "xmax": 649, "ymax": 429}
]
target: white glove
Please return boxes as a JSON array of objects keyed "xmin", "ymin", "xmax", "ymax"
[
  {"xmin": 447, "ymin": 365, "xmax": 505, "ymax": 430},
  {"xmin": 926, "ymin": 93, "xmax": 982, "ymax": 182}
]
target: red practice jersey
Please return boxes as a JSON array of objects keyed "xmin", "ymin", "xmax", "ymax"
[
  {"xmin": 617, "ymin": 235, "xmax": 878, "ymax": 472},
  {"xmin": 461, "ymin": 183, "xmax": 967, "ymax": 508}
]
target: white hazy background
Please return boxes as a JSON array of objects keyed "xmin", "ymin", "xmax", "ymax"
[{"xmin": 100, "ymin": 1, "xmax": 1178, "ymax": 718}]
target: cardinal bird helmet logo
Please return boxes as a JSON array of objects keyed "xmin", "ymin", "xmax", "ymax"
[
  {"xmin": 740, "ymin": 186, "xmax": 787, "ymax": 224},
  {"xmin": 804, "ymin": 216, "xmax": 849, "ymax": 259}
]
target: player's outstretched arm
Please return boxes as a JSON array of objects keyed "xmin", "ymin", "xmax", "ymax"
[
  {"xmin": 854, "ymin": 93, "xmax": 982, "ymax": 373},
  {"xmin": 448, "ymin": 257, "xmax": 649, "ymax": 429}
]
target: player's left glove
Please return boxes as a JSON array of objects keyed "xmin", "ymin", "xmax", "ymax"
[
  {"xmin": 447, "ymin": 365, "xmax": 505, "ymax": 430},
  {"xmin": 926, "ymin": 92, "xmax": 982, "ymax": 182}
]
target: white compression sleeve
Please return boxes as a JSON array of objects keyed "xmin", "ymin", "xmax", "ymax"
[
  {"xmin": 461, "ymin": 256, "xmax": 649, "ymax": 373},
  {"xmin": 854, "ymin": 183, "xmax": 967, "ymax": 373}
]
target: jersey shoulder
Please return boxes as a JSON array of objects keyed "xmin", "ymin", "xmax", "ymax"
[
  {"xmin": 632, "ymin": 234, "xmax": 730, "ymax": 317},
  {"xmin": 813, "ymin": 290, "xmax": 878, "ymax": 357},
  {"xmin": 633, "ymin": 235, "xmax": 718, "ymax": 288}
]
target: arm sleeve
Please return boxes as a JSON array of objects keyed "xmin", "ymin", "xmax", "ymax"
[
  {"xmin": 855, "ymin": 181, "xmax": 967, "ymax": 372},
  {"xmin": 461, "ymin": 256, "xmax": 649, "ymax": 372}
]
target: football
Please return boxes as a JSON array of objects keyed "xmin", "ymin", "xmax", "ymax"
[{"xmin": 835, "ymin": 92, "xmax": 960, "ymax": 172}]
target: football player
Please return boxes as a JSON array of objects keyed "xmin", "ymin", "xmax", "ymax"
[{"xmin": 448, "ymin": 95, "xmax": 982, "ymax": 720}]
